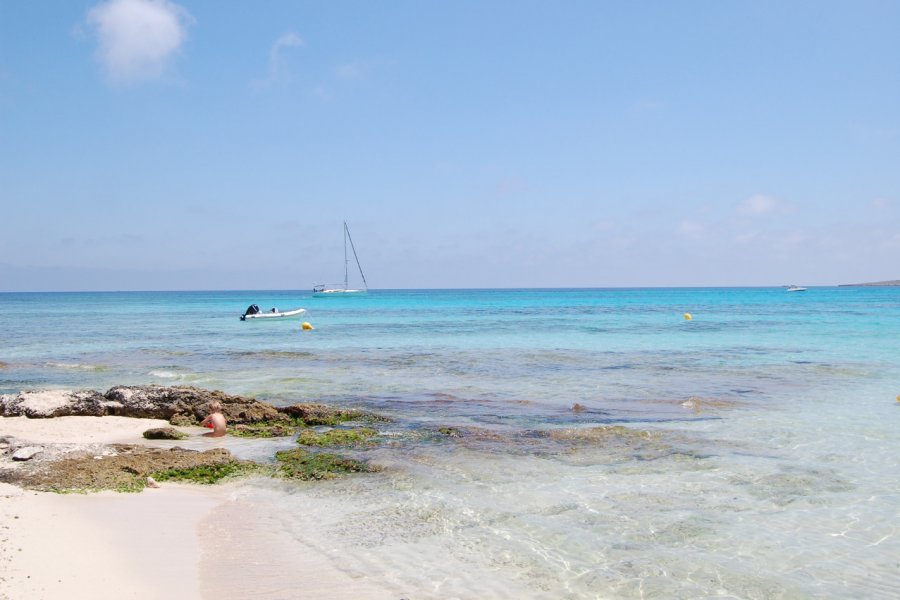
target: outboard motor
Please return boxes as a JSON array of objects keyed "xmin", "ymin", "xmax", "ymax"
[{"xmin": 240, "ymin": 304, "xmax": 261, "ymax": 321}]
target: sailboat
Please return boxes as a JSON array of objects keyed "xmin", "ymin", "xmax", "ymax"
[{"xmin": 313, "ymin": 221, "xmax": 368, "ymax": 296}]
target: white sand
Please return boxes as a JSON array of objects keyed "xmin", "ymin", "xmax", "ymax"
[
  {"xmin": 0, "ymin": 416, "xmax": 394, "ymax": 600},
  {"xmin": 0, "ymin": 415, "xmax": 173, "ymax": 445},
  {"xmin": 0, "ymin": 481, "xmax": 223, "ymax": 600}
]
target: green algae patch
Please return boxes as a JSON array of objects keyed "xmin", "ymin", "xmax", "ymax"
[
  {"xmin": 0, "ymin": 445, "xmax": 246, "ymax": 493},
  {"xmin": 274, "ymin": 448, "xmax": 377, "ymax": 480},
  {"xmin": 227, "ymin": 404, "xmax": 392, "ymax": 438},
  {"xmin": 228, "ymin": 419, "xmax": 303, "ymax": 438},
  {"xmin": 151, "ymin": 460, "xmax": 258, "ymax": 484},
  {"xmin": 296, "ymin": 427, "xmax": 379, "ymax": 447}
]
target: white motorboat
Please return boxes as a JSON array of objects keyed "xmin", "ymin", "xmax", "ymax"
[
  {"xmin": 786, "ymin": 285, "xmax": 807, "ymax": 292},
  {"xmin": 240, "ymin": 305, "xmax": 307, "ymax": 321}
]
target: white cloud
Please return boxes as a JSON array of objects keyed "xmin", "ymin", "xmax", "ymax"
[
  {"xmin": 253, "ymin": 32, "xmax": 303, "ymax": 89},
  {"xmin": 86, "ymin": 0, "xmax": 192, "ymax": 83},
  {"xmin": 737, "ymin": 194, "xmax": 778, "ymax": 216}
]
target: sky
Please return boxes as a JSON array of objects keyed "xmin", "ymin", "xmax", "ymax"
[{"xmin": 1, "ymin": 0, "xmax": 898, "ymax": 291}]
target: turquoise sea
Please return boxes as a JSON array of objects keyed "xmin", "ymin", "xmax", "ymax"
[{"xmin": 2, "ymin": 288, "xmax": 899, "ymax": 598}]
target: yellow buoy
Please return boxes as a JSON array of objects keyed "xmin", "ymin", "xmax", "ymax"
[
  {"xmin": 683, "ymin": 313, "xmax": 692, "ymax": 321},
  {"xmin": 301, "ymin": 322, "xmax": 314, "ymax": 330},
  {"xmin": 896, "ymin": 394, "xmax": 900, "ymax": 403}
]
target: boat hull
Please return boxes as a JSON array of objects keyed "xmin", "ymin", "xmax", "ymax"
[
  {"xmin": 240, "ymin": 308, "xmax": 307, "ymax": 320},
  {"xmin": 312, "ymin": 288, "xmax": 367, "ymax": 297}
]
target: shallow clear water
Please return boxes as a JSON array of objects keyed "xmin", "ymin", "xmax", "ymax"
[{"xmin": 2, "ymin": 288, "xmax": 899, "ymax": 598}]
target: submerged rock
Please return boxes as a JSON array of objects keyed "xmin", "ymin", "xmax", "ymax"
[
  {"xmin": 229, "ymin": 423, "xmax": 294, "ymax": 438},
  {"xmin": 296, "ymin": 427, "xmax": 379, "ymax": 447},
  {"xmin": 276, "ymin": 403, "xmax": 387, "ymax": 426},
  {"xmin": 544, "ymin": 425, "xmax": 659, "ymax": 443},
  {"xmin": 274, "ymin": 448, "xmax": 378, "ymax": 480}
]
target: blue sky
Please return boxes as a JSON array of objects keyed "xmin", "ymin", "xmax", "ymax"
[{"xmin": 1, "ymin": 0, "xmax": 898, "ymax": 291}]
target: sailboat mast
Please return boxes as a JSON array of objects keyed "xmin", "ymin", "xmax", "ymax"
[
  {"xmin": 344, "ymin": 222, "xmax": 368, "ymax": 291},
  {"xmin": 343, "ymin": 221, "xmax": 349, "ymax": 289}
]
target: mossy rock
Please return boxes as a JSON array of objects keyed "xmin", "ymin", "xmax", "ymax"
[
  {"xmin": 274, "ymin": 448, "xmax": 377, "ymax": 480},
  {"xmin": 143, "ymin": 427, "xmax": 188, "ymax": 440},
  {"xmin": 0, "ymin": 446, "xmax": 242, "ymax": 493},
  {"xmin": 151, "ymin": 460, "xmax": 258, "ymax": 484},
  {"xmin": 438, "ymin": 426, "xmax": 462, "ymax": 437},
  {"xmin": 228, "ymin": 419, "xmax": 304, "ymax": 438},
  {"xmin": 296, "ymin": 427, "xmax": 378, "ymax": 447}
]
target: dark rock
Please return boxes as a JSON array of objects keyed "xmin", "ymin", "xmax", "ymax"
[
  {"xmin": 142, "ymin": 427, "xmax": 188, "ymax": 440},
  {"xmin": 169, "ymin": 413, "xmax": 197, "ymax": 427},
  {"xmin": 104, "ymin": 385, "xmax": 282, "ymax": 423},
  {"xmin": 2, "ymin": 386, "xmax": 390, "ymax": 431}
]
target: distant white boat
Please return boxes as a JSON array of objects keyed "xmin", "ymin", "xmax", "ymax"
[
  {"xmin": 240, "ymin": 305, "xmax": 307, "ymax": 321},
  {"xmin": 786, "ymin": 285, "xmax": 807, "ymax": 292},
  {"xmin": 313, "ymin": 221, "xmax": 368, "ymax": 297}
]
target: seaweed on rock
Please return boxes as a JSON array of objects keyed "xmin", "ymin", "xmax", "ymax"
[{"xmin": 274, "ymin": 448, "xmax": 378, "ymax": 480}]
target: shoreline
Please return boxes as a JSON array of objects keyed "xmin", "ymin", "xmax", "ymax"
[
  {"xmin": 0, "ymin": 415, "xmax": 220, "ymax": 600},
  {"xmin": 0, "ymin": 414, "xmax": 396, "ymax": 600}
]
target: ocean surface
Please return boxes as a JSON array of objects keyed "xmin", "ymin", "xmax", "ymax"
[{"xmin": 2, "ymin": 288, "xmax": 899, "ymax": 598}]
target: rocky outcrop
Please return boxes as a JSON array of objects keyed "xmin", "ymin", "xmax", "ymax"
[
  {"xmin": 104, "ymin": 385, "xmax": 280, "ymax": 423},
  {"xmin": 2, "ymin": 386, "xmax": 389, "ymax": 432},
  {"xmin": 0, "ymin": 389, "xmax": 110, "ymax": 418},
  {"xmin": 0, "ymin": 385, "xmax": 284, "ymax": 423}
]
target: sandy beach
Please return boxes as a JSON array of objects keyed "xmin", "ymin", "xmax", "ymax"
[{"xmin": 0, "ymin": 416, "xmax": 395, "ymax": 600}]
